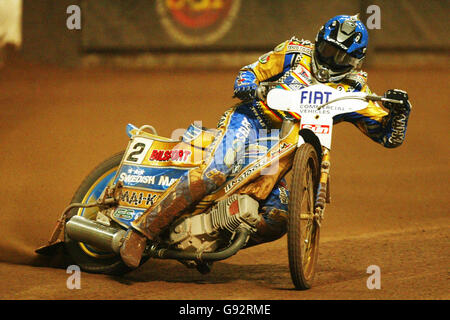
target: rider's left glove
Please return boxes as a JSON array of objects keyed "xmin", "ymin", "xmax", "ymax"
[{"xmin": 382, "ymin": 89, "xmax": 412, "ymax": 115}]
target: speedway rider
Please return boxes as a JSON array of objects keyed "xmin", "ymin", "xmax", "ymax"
[{"xmin": 120, "ymin": 14, "xmax": 412, "ymax": 268}]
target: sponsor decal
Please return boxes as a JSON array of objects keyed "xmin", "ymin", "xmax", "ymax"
[
  {"xmin": 230, "ymin": 159, "xmax": 244, "ymax": 174},
  {"xmin": 158, "ymin": 175, "xmax": 179, "ymax": 187},
  {"xmin": 293, "ymin": 66, "xmax": 312, "ymax": 85},
  {"xmin": 286, "ymin": 43, "xmax": 313, "ymax": 55},
  {"xmin": 149, "ymin": 149, "xmax": 191, "ymax": 162},
  {"xmin": 295, "ymin": 89, "xmax": 348, "ymax": 115},
  {"xmin": 117, "ymin": 165, "xmax": 186, "ymax": 190},
  {"xmin": 299, "ymin": 90, "xmax": 332, "ymax": 105},
  {"xmin": 286, "ymin": 44, "xmax": 300, "ymax": 52},
  {"xmin": 120, "ymin": 190, "xmax": 160, "ymax": 208},
  {"xmin": 301, "ymin": 124, "xmax": 330, "ymax": 134},
  {"xmin": 119, "ymin": 168, "xmax": 156, "ymax": 185},
  {"xmin": 113, "ymin": 208, "xmax": 135, "ymax": 221},
  {"xmin": 217, "ymin": 108, "xmax": 233, "ymax": 128},
  {"xmin": 258, "ymin": 52, "xmax": 271, "ymax": 64},
  {"xmin": 224, "ymin": 142, "xmax": 292, "ymax": 193},
  {"xmin": 278, "ymin": 186, "xmax": 289, "ymax": 205},
  {"xmin": 156, "ymin": 0, "xmax": 241, "ymax": 45},
  {"xmin": 249, "ymin": 106, "xmax": 268, "ymax": 129},
  {"xmin": 112, "ymin": 207, "xmax": 145, "ymax": 226},
  {"xmin": 224, "ymin": 159, "xmax": 263, "ymax": 193},
  {"xmin": 235, "ymin": 117, "xmax": 252, "ymax": 145},
  {"xmin": 286, "ymin": 82, "xmax": 306, "ymax": 91}
]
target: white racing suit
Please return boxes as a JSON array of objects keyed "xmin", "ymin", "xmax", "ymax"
[{"xmin": 132, "ymin": 37, "xmax": 411, "ymax": 245}]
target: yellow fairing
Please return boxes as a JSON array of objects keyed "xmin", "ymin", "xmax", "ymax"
[{"xmin": 129, "ymin": 129, "xmax": 216, "ymax": 168}]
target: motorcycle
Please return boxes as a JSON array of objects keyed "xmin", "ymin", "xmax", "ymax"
[{"xmin": 36, "ymin": 84, "xmax": 402, "ymax": 290}]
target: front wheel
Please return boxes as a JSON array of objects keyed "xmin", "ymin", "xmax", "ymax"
[
  {"xmin": 287, "ymin": 143, "xmax": 321, "ymax": 290},
  {"xmin": 64, "ymin": 152, "xmax": 135, "ymax": 275}
]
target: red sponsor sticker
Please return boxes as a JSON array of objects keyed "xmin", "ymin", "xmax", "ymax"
[
  {"xmin": 301, "ymin": 124, "xmax": 330, "ymax": 134},
  {"xmin": 149, "ymin": 149, "xmax": 192, "ymax": 162}
]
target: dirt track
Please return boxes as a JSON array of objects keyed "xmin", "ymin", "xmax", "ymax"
[{"xmin": 0, "ymin": 60, "xmax": 448, "ymax": 301}]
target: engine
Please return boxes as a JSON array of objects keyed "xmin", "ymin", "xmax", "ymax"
[{"xmin": 168, "ymin": 194, "xmax": 261, "ymax": 252}]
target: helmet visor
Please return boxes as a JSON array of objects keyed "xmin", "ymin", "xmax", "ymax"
[{"xmin": 316, "ymin": 41, "xmax": 360, "ymax": 71}]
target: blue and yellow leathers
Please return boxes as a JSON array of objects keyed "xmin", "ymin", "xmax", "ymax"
[
  {"xmin": 234, "ymin": 37, "xmax": 410, "ymax": 148},
  {"xmin": 133, "ymin": 37, "xmax": 410, "ymax": 244}
]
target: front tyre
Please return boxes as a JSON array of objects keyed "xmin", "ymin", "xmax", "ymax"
[
  {"xmin": 288, "ymin": 143, "xmax": 321, "ymax": 290},
  {"xmin": 64, "ymin": 152, "xmax": 133, "ymax": 275}
]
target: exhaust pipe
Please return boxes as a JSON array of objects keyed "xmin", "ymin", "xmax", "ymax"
[
  {"xmin": 66, "ymin": 215, "xmax": 126, "ymax": 254},
  {"xmin": 150, "ymin": 226, "xmax": 251, "ymax": 262}
]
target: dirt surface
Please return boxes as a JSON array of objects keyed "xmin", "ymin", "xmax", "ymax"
[{"xmin": 0, "ymin": 60, "xmax": 448, "ymax": 301}]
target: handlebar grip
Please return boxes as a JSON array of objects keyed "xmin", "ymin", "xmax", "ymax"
[
  {"xmin": 366, "ymin": 95, "xmax": 404, "ymax": 105},
  {"xmin": 365, "ymin": 95, "xmax": 383, "ymax": 101},
  {"xmin": 259, "ymin": 81, "xmax": 281, "ymax": 88}
]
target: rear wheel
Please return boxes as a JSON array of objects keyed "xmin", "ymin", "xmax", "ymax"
[
  {"xmin": 64, "ymin": 152, "xmax": 134, "ymax": 275},
  {"xmin": 287, "ymin": 143, "xmax": 321, "ymax": 290}
]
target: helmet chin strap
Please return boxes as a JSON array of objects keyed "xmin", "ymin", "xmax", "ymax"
[
  {"xmin": 316, "ymin": 67, "xmax": 330, "ymax": 83},
  {"xmin": 311, "ymin": 54, "xmax": 331, "ymax": 83},
  {"xmin": 311, "ymin": 52, "xmax": 353, "ymax": 83}
]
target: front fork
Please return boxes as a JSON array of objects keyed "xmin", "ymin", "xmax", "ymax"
[
  {"xmin": 314, "ymin": 148, "xmax": 331, "ymax": 226},
  {"xmin": 281, "ymin": 118, "xmax": 331, "ymax": 227}
]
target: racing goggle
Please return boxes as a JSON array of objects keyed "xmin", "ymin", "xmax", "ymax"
[{"xmin": 316, "ymin": 41, "xmax": 361, "ymax": 71}]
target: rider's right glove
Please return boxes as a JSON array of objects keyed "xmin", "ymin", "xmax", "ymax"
[
  {"xmin": 233, "ymin": 70, "xmax": 258, "ymax": 101},
  {"xmin": 382, "ymin": 89, "xmax": 412, "ymax": 148}
]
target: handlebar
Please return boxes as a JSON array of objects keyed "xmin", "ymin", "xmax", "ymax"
[{"xmin": 366, "ymin": 94, "xmax": 404, "ymax": 105}]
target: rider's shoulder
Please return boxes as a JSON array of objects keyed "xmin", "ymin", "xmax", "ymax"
[
  {"xmin": 341, "ymin": 69, "xmax": 369, "ymax": 92},
  {"xmin": 274, "ymin": 37, "xmax": 313, "ymax": 55}
]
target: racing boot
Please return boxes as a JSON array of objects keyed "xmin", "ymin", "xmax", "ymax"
[
  {"xmin": 120, "ymin": 229, "xmax": 147, "ymax": 269},
  {"xmin": 132, "ymin": 163, "xmax": 226, "ymax": 240}
]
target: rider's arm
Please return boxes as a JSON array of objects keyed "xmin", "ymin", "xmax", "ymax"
[
  {"xmin": 334, "ymin": 84, "xmax": 412, "ymax": 148},
  {"xmin": 233, "ymin": 39, "xmax": 298, "ymax": 101}
]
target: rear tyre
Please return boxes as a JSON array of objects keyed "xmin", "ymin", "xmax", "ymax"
[
  {"xmin": 287, "ymin": 143, "xmax": 321, "ymax": 290},
  {"xmin": 64, "ymin": 152, "xmax": 135, "ymax": 275}
]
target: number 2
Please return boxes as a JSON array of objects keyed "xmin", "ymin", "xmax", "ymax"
[{"xmin": 126, "ymin": 142, "xmax": 146, "ymax": 162}]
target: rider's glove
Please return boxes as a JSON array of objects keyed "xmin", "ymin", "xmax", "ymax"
[
  {"xmin": 233, "ymin": 70, "xmax": 258, "ymax": 101},
  {"xmin": 255, "ymin": 85, "xmax": 268, "ymax": 101},
  {"xmin": 382, "ymin": 89, "xmax": 412, "ymax": 115},
  {"xmin": 382, "ymin": 89, "xmax": 412, "ymax": 148}
]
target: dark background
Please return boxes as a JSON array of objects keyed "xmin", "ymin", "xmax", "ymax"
[{"xmin": 21, "ymin": 0, "xmax": 449, "ymax": 67}]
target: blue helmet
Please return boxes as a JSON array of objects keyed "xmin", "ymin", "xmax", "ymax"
[{"xmin": 312, "ymin": 14, "xmax": 369, "ymax": 83}]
